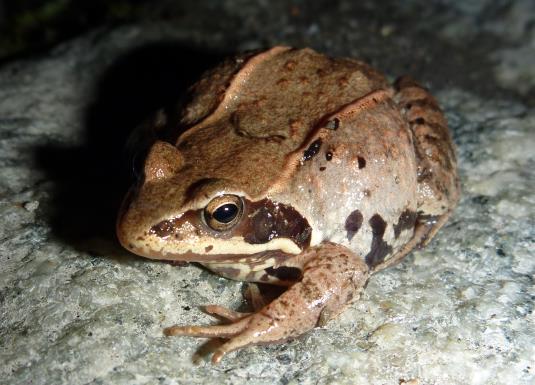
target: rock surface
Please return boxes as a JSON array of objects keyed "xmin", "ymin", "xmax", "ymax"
[{"xmin": 1, "ymin": 1, "xmax": 533, "ymax": 384}]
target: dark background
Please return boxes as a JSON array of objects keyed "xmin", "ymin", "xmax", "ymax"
[{"xmin": 0, "ymin": 0, "xmax": 164, "ymax": 62}]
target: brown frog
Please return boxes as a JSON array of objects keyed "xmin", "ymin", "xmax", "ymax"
[{"xmin": 116, "ymin": 46, "xmax": 460, "ymax": 363}]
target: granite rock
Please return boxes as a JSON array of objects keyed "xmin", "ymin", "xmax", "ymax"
[{"xmin": 0, "ymin": 1, "xmax": 533, "ymax": 384}]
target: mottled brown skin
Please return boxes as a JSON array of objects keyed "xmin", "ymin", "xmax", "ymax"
[{"xmin": 116, "ymin": 47, "xmax": 459, "ymax": 363}]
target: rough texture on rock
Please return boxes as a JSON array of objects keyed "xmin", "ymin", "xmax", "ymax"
[{"xmin": 0, "ymin": 1, "xmax": 533, "ymax": 384}]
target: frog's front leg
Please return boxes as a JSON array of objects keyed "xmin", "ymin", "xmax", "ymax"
[{"xmin": 164, "ymin": 242, "xmax": 369, "ymax": 363}]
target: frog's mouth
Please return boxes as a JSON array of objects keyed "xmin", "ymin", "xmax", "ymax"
[{"xmin": 117, "ymin": 230, "xmax": 303, "ymax": 263}]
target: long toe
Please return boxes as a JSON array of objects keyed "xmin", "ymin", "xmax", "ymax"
[
  {"xmin": 164, "ymin": 317, "xmax": 250, "ymax": 338},
  {"xmin": 203, "ymin": 305, "xmax": 251, "ymax": 322}
]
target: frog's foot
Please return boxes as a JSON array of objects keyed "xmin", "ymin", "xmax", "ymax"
[{"xmin": 164, "ymin": 242, "xmax": 369, "ymax": 364}]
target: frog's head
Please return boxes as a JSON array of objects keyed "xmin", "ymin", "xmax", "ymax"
[{"xmin": 116, "ymin": 140, "xmax": 312, "ymax": 262}]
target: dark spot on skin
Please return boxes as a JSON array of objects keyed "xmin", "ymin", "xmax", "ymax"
[
  {"xmin": 369, "ymin": 214, "xmax": 386, "ymax": 236},
  {"xmin": 357, "ymin": 156, "xmax": 366, "ymax": 169},
  {"xmin": 326, "ymin": 152, "xmax": 333, "ymax": 161},
  {"xmin": 363, "ymin": 189, "xmax": 371, "ymax": 197},
  {"xmin": 204, "ymin": 245, "xmax": 213, "ymax": 252},
  {"xmin": 279, "ymin": 299, "xmax": 291, "ymax": 308},
  {"xmin": 302, "ymin": 139, "xmax": 322, "ymax": 161},
  {"xmin": 393, "ymin": 209, "xmax": 417, "ymax": 239},
  {"xmin": 150, "ymin": 220, "xmax": 175, "ymax": 238},
  {"xmin": 365, "ymin": 214, "xmax": 393, "ymax": 268},
  {"xmin": 265, "ymin": 266, "xmax": 302, "ymax": 282},
  {"xmin": 242, "ymin": 199, "xmax": 312, "ymax": 249},
  {"xmin": 418, "ymin": 214, "xmax": 440, "ymax": 225},
  {"xmin": 406, "ymin": 103, "xmax": 412, "ymax": 110},
  {"xmin": 325, "ymin": 118, "xmax": 340, "ymax": 130},
  {"xmin": 163, "ymin": 259, "xmax": 189, "ymax": 267},
  {"xmin": 319, "ymin": 166, "xmax": 326, "ymax": 171},
  {"xmin": 345, "ymin": 210, "xmax": 363, "ymax": 241},
  {"xmin": 210, "ymin": 266, "xmax": 242, "ymax": 279},
  {"xmin": 411, "ymin": 117, "xmax": 426, "ymax": 125},
  {"xmin": 417, "ymin": 166, "xmax": 433, "ymax": 183}
]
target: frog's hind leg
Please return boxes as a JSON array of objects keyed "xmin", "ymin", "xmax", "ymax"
[
  {"xmin": 393, "ymin": 76, "xmax": 460, "ymax": 217},
  {"xmin": 377, "ymin": 78, "xmax": 460, "ymax": 272},
  {"xmin": 164, "ymin": 243, "xmax": 369, "ymax": 363}
]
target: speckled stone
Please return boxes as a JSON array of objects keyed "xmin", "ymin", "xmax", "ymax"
[{"xmin": 1, "ymin": 1, "xmax": 534, "ymax": 385}]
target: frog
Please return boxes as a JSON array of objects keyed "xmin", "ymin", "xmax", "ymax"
[{"xmin": 116, "ymin": 46, "xmax": 460, "ymax": 363}]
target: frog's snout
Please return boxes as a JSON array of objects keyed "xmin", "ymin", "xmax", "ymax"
[{"xmin": 116, "ymin": 188, "xmax": 142, "ymax": 253}]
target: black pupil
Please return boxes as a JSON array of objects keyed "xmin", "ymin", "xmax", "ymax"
[{"xmin": 213, "ymin": 204, "xmax": 238, "ymax": 224}]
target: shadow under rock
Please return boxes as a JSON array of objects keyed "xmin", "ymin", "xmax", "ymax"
[{"xmin": 35, "ymin": 41, "xmax": 227, "ymax": 254}]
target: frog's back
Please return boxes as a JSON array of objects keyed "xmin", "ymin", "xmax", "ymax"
[{"xmin": 175, "ymin": 47, "xmax": 390, "ymax": 200}]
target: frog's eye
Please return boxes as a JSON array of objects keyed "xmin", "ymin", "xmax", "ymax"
[{"xmin": 204, "ymin": 195, "xmax": 243, "ymax": 231}]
